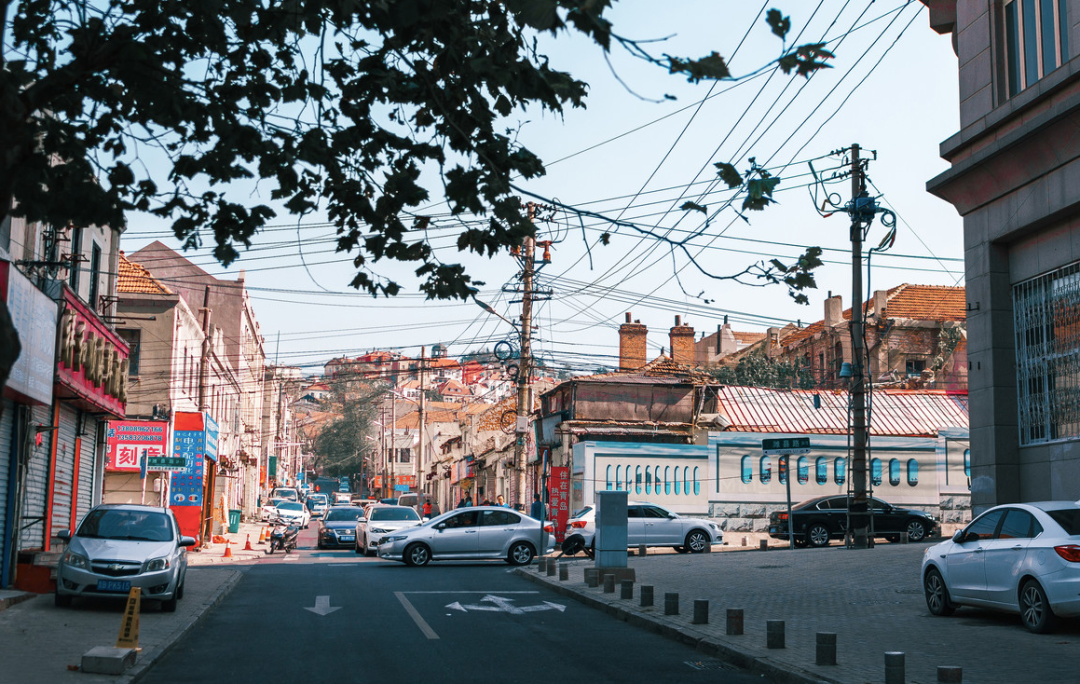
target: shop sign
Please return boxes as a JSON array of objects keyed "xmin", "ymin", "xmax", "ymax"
[
  {"xmin": 549, "ymin": 466, "xmax": 571, "ymax": 542},
  {"xmin": 370, "ymin": 475, "xmax": 417, "ymax": 489},
  {"xmin": 106, "ymin": 420, "xmax": 173, "ymax": 472},
  {"xmin": 1, "ymin": 260, "xmax": 56, "ymax": 405},
  {"xmin": 56, "ymin": 284, "xmax": 128, "ymax": 416},
  {"xmin": 169, "ymin": 412, "xmax": 217, "ymax": 507}
]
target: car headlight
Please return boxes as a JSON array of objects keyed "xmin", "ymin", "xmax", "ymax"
[
  {"xmin": 708, "ymin": 523, "xmax": 719, "ymax": 530},
  {"xmin": 146, "ymin": 557, "xmax": 171, "ymax": 572},
  {"xmin": 371, "ymin": 527, "xmax": 389, "ymax": 534},
  {"xmin": 62, "ymin": 551, "xmax": 89, "ymax": 570},
  {"xmin": 386, "ymin": 535, "xmax": 409, "ymax": 542}
]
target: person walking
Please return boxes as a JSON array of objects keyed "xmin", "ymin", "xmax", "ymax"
[
  {"xmin": 422, "ymin": 500, "xmax": 432, "ymax": 518},
  {"xmin": 456, "ymin": 495, "xmax": 466, "ymax": 509},
  {"xmin": 496, "ymin": 494, "xmax": 507, "ymax": 507},
  {"xmin": 464, "ymin": 492, "xmax": 474, "ymax": 507},
  {"xmin": 530, "ymin": 493, "xmax": 545, "ymax": 520}
]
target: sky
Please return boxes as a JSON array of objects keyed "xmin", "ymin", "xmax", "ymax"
[{"xmin": 118, "ymin": 0, "xmax": 963, "ymax": 377}]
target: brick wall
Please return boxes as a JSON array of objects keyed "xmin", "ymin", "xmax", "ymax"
[{"xmin": 619, "ymin": 320, "xmax": 648, "ymax": 370}]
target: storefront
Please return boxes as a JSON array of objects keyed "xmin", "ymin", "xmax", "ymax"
[{"xmin": 102, "ymin": 420, "xmax": 172, "ymax": 506}]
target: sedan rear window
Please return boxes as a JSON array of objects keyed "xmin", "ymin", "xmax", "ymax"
[
  {"xmin": 78, "ymin": 509, "xmax": 174, "ymax": 542},
  {"xmin": 324, "ymin": 509, "xmax": 364, "ymax": 522},
  {"xmin": 1046, "ymin": 508, "xmax": 1080, "ymax": 535},
  {"xmin": 370, "ymin": 508, "xmax": 420, "ymax": 522}
]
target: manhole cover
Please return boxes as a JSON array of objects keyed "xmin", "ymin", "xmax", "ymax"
[{"xmin": 685, "ymin": 660, "xmax": 736, "ymax": 671}]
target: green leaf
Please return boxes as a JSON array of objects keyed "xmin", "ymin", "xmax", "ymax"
[
  {"xmin": 714, "ymin": 162, "xmax": 743, "ymax": 189},
  {"xmin": 680, "ymin": 201, "xmax": 707, "ymax": 215},
  {"xmin": 766, "ymin": 10, "xmax": 791, "ymax": 40},
  {"xmin": 599, "ymin": 232, "xmax": 611, "ymax": 246}
]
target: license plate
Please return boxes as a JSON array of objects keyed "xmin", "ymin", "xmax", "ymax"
[
  {"xmin": 97, "ymin": 579, "xmax": 131, "ymax": 593},
  {"xmin": 340, "ymin": 536, "xmax": 354, "ymax": 542},
  {"xmin": 769, "ymin": 527, "xmax": 777, "ymax": 533}
]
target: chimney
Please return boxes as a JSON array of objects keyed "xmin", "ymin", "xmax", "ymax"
[
  {"xmin": 825, "ymin": 294, "xmax": 843, "ymax": 328},
  {"xmin": 669, "ymin": 315, "xmax": 695, "ymax": 365},
  {"xmin": 767, "ymin": 327, "xmax": 781, "ymax": 354},
  {"xmin": 871, "ymin": 290, "xmax": 888, "ymax": 321},
  {"xmin": 618, "ymin": 312, "xmax": 648, "ymax": 370}
]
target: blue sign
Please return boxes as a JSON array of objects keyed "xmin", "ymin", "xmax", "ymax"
[
  {"xmin": 203, "ymin": 414, "xmax": 219, "ymax": 462},
  {"xmin": 394, "ymin": 484, "xmax": 409, "ymax": 492},
  {"xmin": 170, "ymin": 429, "xmax": 205, "ymax": 507}
]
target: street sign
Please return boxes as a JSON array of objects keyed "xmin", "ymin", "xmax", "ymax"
[{"xmin": 761, "ymin": 437, "xmax": 811, "ymax": 456}]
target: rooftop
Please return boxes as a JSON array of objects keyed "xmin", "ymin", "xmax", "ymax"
[{"xmin": 117, "ymin": 253, "xmax": 173, "ymax": 296}]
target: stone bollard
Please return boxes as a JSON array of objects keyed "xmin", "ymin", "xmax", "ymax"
[
  {"xmin": 640, "ymin": 585, "xmax": 654, "ymax": 607},
  {"xmin": 726, "ymin": 609, "xmax": 744, "ymax": 635},
  {"xmin": 538, "ymin": 558, "xmax": 547, "ymax": 573},
  {"xmin": 901, "ymin": 531, "xmax": 909, "ymax": 544},
  {"xmin": 937, "ymin": 666, "xmax": 962, "ymax": 683},
  {"xmin": 760, "ymin": 539, "xmax": 768, "ymax": 551},
  {"xmin": 603, "ymin": 574, "xmax": 616, "ymax": 593},
  {"xmin": 816, "ymin": 633, "xmax": 837, "ymax": 666},
  {"xmin": 885, "ymin": 652, "xmax": 905, "ymax": 684},
  {"xmin": 585, "ymin": 568, "xmax": 599, "ymax": 588},
  {"xmin": 638, "ymin": 543, "xmax": 647, "ymax": 557},
  {"xmin": 766, "ymin": 620, "xmax": 785, "ymax": 649},
  {"xmin": 664, "ymin": 593, "xmax": 679, "ymax": 616},
  {"xmin": 621, "ymin": 580, "xmax": 634, "ymax": 600},
  {"xmin": 559, "ymin": 564, "xmax": 569, "ymax": 581},
  {"xmin": 692, "ymin": 599, "xmax": 708, "ymax": 625},
  {"xmin": 703, "ymin": 541, "xmax": 712, "ymax": 553},
  {"xmin": 741, "ymin": 536, "xmax": 747, "ymax": 547},
  {"xmin": 546, "ymin": 560, "xmax": 556, "ymax": 577}
]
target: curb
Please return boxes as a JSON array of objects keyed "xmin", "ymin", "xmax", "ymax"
[
  {"xmin": 515, "ymin": 568, "xmax": 842, "ymax": 684},
  {"xmin": 0, "ymin": 591, "xmax": 37, "ymax": 613},
  {"xmin": 117, "ymin": 569, "xmax": 244, "ymax": 684}
]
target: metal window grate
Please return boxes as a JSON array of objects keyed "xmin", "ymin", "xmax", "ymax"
[{"xmin": 1014, "ymin": 262, "xmax": 1080, "ymax": 445}]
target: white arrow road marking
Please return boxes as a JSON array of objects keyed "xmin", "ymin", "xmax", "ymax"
[
  {"xmin": 304, "ymin": 595, "xmax": 341, "ymax": 616},
  {"xmin": 446, "ymin": 595, "xmax": 566, "ymax": 614}
]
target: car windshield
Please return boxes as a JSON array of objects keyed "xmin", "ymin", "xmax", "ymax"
[
  {"xmin": 370, "ymin": 508, "xmax": 420, "ymax": 522},
  {"xmin": 267, "ymin": 499, "xmax": 284, "ymax": 508},
  {"xmin": 278, "ymin": 502, "xmax": 303, "ymax": 511},
  {"xmin": 77, "ymin": 509, "xmax": 174, "ymax": 542},
  {"xmin": 324, "ymin": 509, "xmax": 364, "ymax": 522},
  {"xmin": 571, "ymin": 506, "xmax": 592, "ymax": 519},
  {"xmin": 273, "ymin": 490, "xmax": 298, "ymax": 500},
  {"xmin": 1046, "ymin": 508, "xmax": 1080, "ymax": 534}
]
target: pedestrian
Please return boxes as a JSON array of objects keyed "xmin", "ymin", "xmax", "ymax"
[
  {"xmin": 530, "ymin": 493, "xmax": 545, "ymax": 520},
  {"xmin": 422, "ymin": 500, "xmax": 432, "ymax": 518},
  {"xmin": 496, "ymin": 494, "xmax": 507, "ymax": 507},
  {"xmin": 456, "ymin": 496, "xmax": 466, "ymax": 509},
  {"xmin": 464, "ymin": 492, "xmax": 474, "ymax": 507}
]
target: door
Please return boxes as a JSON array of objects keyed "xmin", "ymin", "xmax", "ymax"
[
  {"xmin": 477, "ymin": 509, "xmax": 522, "ymax": 555},
  {"xmin": 432, "ymin": 510, "xmax": 480, "ymax": 557},
  {"xmin": 641, "ymin": 505, "xmax": 682, "ymax": 545},
  {"xmin": 946, "ymin": 509, "xmax": 1006, "ymax": 601},
  {"xmin": 982, "ymin": 508, "xmax": 1039, "ymax": 606},
  {"xmin": 625, "ymin": 506, "xmax": 648, "ymax": 546},
  {"xmin": 869, "ymin": 498, "xmax": 904, "ymax": 537}
]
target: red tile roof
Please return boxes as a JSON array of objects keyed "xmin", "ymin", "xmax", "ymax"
[{"xmin": 118, "ymin": 254, "xmax": 172, "ymax": 295}]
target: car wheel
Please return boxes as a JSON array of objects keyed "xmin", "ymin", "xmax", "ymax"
[
  {"xmin": 354, "ymin": 543, "xmax": 363, "ymax": 554},
  {"xmin": 924, "ymin": 567, "xmax": 956, "ymax": 616},
  {"xmin": 161, "ymin": 596, "xmax": 178, "ymax": 612},
  {"xmin": 906, "ymin": 520, "xmax": 928, "ymax": 543},
  {"xmin": 807, "ymin": 523, "xmax": 830, "ymax": 548},
  {"xmin": 1020, "ymin": 579, "xmax": 1058, "ymax": 633},
  {"xmin": 176, "ymin": 580, "xmax": 185, "ymax": 600},
  {"xmin": 54, "ymin": 590, "xmax": 72, "ymax": 608},
  {"xmin": 365, "ymin": 548, "xmax": 376, "ymax": 557},
  {"xmin": 685, "ymin": 530, "xmax": 709, "ymax": 553},
  {"xmin": 404, "ymin": 543, "xmax": 430, "ymax": 567},
  {"xmin": 561, "ymin": 536, "xmax": 585, "ymax": 556},
  {"xmin": 508, "ymin": 541, "xmax": 535, "ymax": 566}
]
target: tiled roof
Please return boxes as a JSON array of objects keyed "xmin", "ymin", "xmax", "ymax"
[
  {"xmin": 118, "ymin": 254, "xmax": 172, "ymax": 295},
  {"xmin": 579, "ymin": 355, "xmax": 712, "ymax": 384}
]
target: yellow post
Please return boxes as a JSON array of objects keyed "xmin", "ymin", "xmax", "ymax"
[{"xmin": 115, "ymin": 587, "xmax": 142, "ymax": 650}]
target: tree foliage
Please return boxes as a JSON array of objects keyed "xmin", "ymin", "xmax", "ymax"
[
  {"xmin": 311, "ymin": 381, "xmax": 388, "ymax": 477},
  {"xmin": 2, "ymin": 1, "xmax": 831, "ymax": 301},
  {"xmin": 706, "ymin": 349, "xmax": 815, "ymax": 390}
]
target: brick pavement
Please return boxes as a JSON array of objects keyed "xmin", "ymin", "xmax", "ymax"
[{"xmin": 520, "ymin": 543, "xmax": 1080, "ymax": 684}]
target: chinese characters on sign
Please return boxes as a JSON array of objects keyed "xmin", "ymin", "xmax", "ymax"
[
  {"xmin": 170, "ymin": 429, "xmax": 205, "ymax": 507},
  {"xmin": 105, "ymin": 421, "xmax": 170, "ymax": 473},
  {"xmin": 549, "ymin": 466, "xmax": 570, "ymax": 542}
]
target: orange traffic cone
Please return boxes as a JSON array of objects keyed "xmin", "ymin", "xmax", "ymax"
[
  {"xmin": 222, "ymin": 540, "xmax": 233, "ymax": 558},
  {"xmin": 244, "ymin": 534, "xmax": 253, "ymax": 551},
  {"xmin": 258, "ymin": 527, "xmax": 266, "ymax": 544}
]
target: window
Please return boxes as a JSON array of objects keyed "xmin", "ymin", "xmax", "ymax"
[
  {"xmin": 117, "ymin": 329, "xmax": 140, "ymax": 375},
  {"xmin": 88, "ymin": 242, "xmax": 102, "ymax": 309},
  {"xmin": 871, "ymin": 458, "xmax": 882, "ymax": 487},
  {"xmin": 1005, "ymin": 0, "xmax": 1069, "ymax": 98},
  {"xmin": 684, "ymin": 467, "xmax": 690, "ymax": 496},
  {"xmin": 907, "ymin": 459, "xmax": 919, "ymax": 486},
  {"xmin": 482, "ymin": 510, "xmax": 520, "ymax": 526},
  {"xmin": 606, "ymin": 465, "xmax": 612, "ymax": 490},
  {"xmin": 68, "ymin": 225, "xmax": 82, "ymax": 292},
  {"xmin": 615, "ymin": 465, "xmax": 622, "ymax": 490},
  {"xmin": 645, "ymin": 467, "xmax": 652, "ymax": 495},
  {"xmin": 635, "ymin": 466, "xmax": 642, "ymax": 494},
  {"xmin": 834, "ymin": 457, "xmax": 846, "ymax": 485},
  {"xmin": 778, "ymin": 456, "xmax": 788, "ymax": 485},
  {"xmin": 693, "ymin": 467, "xmax": 700, "ymax": 495},
  {"xmin": 654, "ymin": 466, "xmax": 662, "ymax": 495},
  {"xmin": 965, "ymin": 509, "xmax": 1006, "ymax": 541},
  {"xmin": 674, "ymin": 468, "xmax": 681, "ymax": 495},
  {"xmin": 815, "ymin": 457, "xmax": 827, "ymax": 485},
  {"xmin": 760, "ymin": 456, "xmax": 771, "ymax": 484},
  {"xmin": 664, "ymin": 466, "xmax": 671, "ymax": 495},
  {"xmin": 998, "ymin": 509, "xmax": 1041, "ymax": 539},
  {"xmin": 964, "ymin": 449, "xmax": 971, "ymax": 478},
  {"xmin": 740, "ymin": 456, "xmax": 752, "ymax": 484},
  {"xmin": 905, "ymin": 359, "xmax": 926, "ymax": 378},
  {"xmin": 888, "ymin": 458, "xmax": 901, "ymax": 486},
  {"xmin": 398, "ymin": 448, "xmax": 411, "ymax": 463},
  {"xmin": 642, "ymin": 505, "xmax": 669, "ymax": 519},
  {"xmin": 797, "ymin": 457, "xmax": 809, "ymax": 485}
]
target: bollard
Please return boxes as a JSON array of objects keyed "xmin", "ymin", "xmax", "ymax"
[
  {"xmin": 885, "ymin": 652, "xmax": 905, "ymax": 684},
  {"xmin": 760, "ymin": 539, "xmax": 768, "ymax": 551},
  {"xmin": 816, "ymin": 633, "xmax": 837, "ymax": 666},
  {"xmin": 638, "ymin": 543, "xmax": 647, "ymax": 557},
  {"xmin": 559, "ymin": 564, "xmax": 569, "ymax": 581},
  {"xmin": 937, "ymin": 666, "xmax": 962, "ymax": 683},
  {"xmin": 603, "ymin": 574, "xmax": 616, "ymax": 593},
  {"xmin": 766, "ymin": 620, "xmax": 785, "ymax": 649},
  {"xmin": 620, "ymin": 579, "xmax": 634, "ymax": 600},
  {"xmin": 703, "ymin": 541, "xmax": 712, "ymax": 553},
  {"xmin": 692, "ymin": 599, "xmax": 708, "ymax": 625},
  {"xmin": 664, "ymin": 593, "xmax": 679, "ymax": 616},
  {"xmin": 741, "ymin": 536, "xmax": 747, "ymax": 547},
  {"xmin": 640, "ymin": 585, "xmax": 654, "ymax": 607},
  {"xmin": 586, "ymin": 571, "xmax": 599, "ymax": 589},
  {"xmin": 726, "ymin": 609, "xmax": 744, "ymax": 635},
  {"xmin": 546, "ymin": 560, "xmax": 556, "ymax": 577},
  {"xmin": 901, "ymin": 531, "xmax": 909, "ymax": 544},
  {"xmin": 538, "ymin": 558, "xmax": 547, "ymax": 573}
]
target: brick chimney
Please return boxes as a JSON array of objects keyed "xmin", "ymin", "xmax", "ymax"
[
  {"xmin": 871, "ymin": 289, "xmax": 888, "ymax": 321},
  {"xmin": 824, "ymin": 294, "xmax": 843, "ymax": 328},
  {"xmin": 618, "ymin": 312, "xmax": 648, "ymax": 370},
  {"xmin": 669, "ymin": 315, "xmax": 695, "ymax": 365}
]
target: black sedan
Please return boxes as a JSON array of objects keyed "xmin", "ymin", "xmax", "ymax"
[
  {"xmin": 768, "ymin": 496, "xmax": 938, "ymax": 547},
  {"xmin": 317, "ymin": 506, "xmax": 367, "ymax": 549}
]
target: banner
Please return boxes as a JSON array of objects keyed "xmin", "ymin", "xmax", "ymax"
[
  {"xmin": 106, "ymin": 421, "xmax": 171, "ymax": 472},
  {"xmin": 549, "ymin": 466, "xmax": 570, "ymax": 542}
]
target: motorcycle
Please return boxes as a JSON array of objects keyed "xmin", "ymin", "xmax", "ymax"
[{"xmin": 268, "ymin": 518, "xmax": 299, "ymax": 554}]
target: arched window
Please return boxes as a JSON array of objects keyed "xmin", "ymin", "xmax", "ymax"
[
  {"xmin": 871, "ymin": 458, "xmax": 882, "ymax": 487},
  {"xmin": 626, "ymin": 465, "xmax": 632, "ymax": 492},
  {"xmin": 741, "ymin": 456, "xmax": 753, "ymax": 484},
  {"xmin": 834, "ymin": 457, "xmax": 846, "ymax": 485},
  {"xmin": 964, "ymin": 449, "xmax": 971, "ymax": 478},
  {"xmin": 606, "ymin": 465, "xmax": 612, "ymax": 490},
  {"xmin": 615, "ymin": 466, "xmax": 622, "ymax": 490},
  {"xmin": 674, "ymin": 468, "xmax": 681, "ymax": 495},
  {"xmin": 906, "ymin": 459, "xmax": 919, "ymax": 486},
  {"xmin": 693, "ymin": 467, "xmax": 700, "ymax": 495},
  {"xmin": 888, "ymin": 458, "xmax": 900, "ymax": 486},
  {"xmin": 684, "ymin": 467, "xmax": 690, "ymax": 496},
  {"xmin": 760, "ymin": 456, "xmax": 772, "ymax": 484},
  {"xmin": 646, "ymin": 467, "xmax": 653, "ymax": 495},
  {"xmin": 664, "ymin": 466, "xmax": 671, "ymax": 495},
  {"xmin": 815, "ymin": 457, "xmax": 827, "ymax": 485},
  {"xmin": 635, "ymin": 465, "xmax": 642, "ymax": 494},
  {"xmin": 778, "ymin": 456, "xmax": 788, "ymax": 485},
  {"xmin": 797, "ymin": 456, "xmax": 809, "ymax": 484}
]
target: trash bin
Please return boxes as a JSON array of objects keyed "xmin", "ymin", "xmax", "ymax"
[{"xmin": 228, "ymin": 509, "xmax": 241, "ymax": 534}]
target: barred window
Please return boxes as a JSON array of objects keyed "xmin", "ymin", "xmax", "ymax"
[
  {"xmin": 1005, "ymin": 0, "xmax": 1069, "ymax": 98},
  {"xmin": 1014, "ymin": 263, "xmax": 1080, "ymax": 445}
]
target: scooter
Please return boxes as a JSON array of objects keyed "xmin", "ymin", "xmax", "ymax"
[{"xmin": 268, "ymin": 518, "xmax": 299, "ymax": 554}]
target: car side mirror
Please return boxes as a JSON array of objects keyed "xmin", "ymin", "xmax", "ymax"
[
  {"xmin": 57, "ymin": 529, "xmax": 72, "ymax": 543},
  {"xmin": 952, "ymin": 530, "xmax": 968, "ymax": 543},
  {"xmin": 179, "ymin": 536, "xmax": 197, "ymax": 547},
  {"xmin": 435, "ymin": 523, "xmax": 446, "ymax": 531}
]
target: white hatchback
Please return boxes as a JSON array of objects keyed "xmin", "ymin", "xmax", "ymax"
[
  {"xmin": 562, "ymin": 502, "xmax": 722, "ymax": 556},
  {"xmin": 922, "ymin": 501, "xmax": 1080, "ymax": 633}
]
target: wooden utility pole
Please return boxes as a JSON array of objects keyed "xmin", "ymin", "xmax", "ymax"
[
  {"xmin": 849, "ymin": 144, "xmax": 869, "ymax": 549},
  {"xmin": 418, "ymin": 347, "xmax": 425, "ymax": 499},
  {"xmin": 513, "ymin": 205, "xmax": 536, "ymax": 508}
]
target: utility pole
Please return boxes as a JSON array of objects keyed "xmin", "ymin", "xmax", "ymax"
[
  {"xmin": 198, "ymin": 285, "xmax": 212, "ymax": 411},
  {"xmin": 417, "ymin": 346, "xmax": 425, "ymax": 501},
  {"xmin": 513, "ymin": 204, "xmax": 536, "ymax": 508},
  {"xmin": 848, "ymin": 144, "xmax": 869, "ymax": 550},
  {"xmin": 391, "ymin": 388, "xmax": 397, "ymax": 499}
]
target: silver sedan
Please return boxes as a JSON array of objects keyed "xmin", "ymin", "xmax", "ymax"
[{"xmin": 378, "ymin": 506, "xmax": 556, "ymax": 566}]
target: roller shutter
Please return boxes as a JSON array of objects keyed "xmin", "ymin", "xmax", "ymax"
[
  {"xmin": 20, "ymin": 403, "xmax": 53, "ymax": 549},
  {"xmin": 0, "ymin": 399, "xmax": 14, "ymax": 580},
  {"xmin": 48, "ymin": 404, "xmax": 79, "ymax": 543},
  {"xmin": 74, "ymin": 418, "xmax": 98, "ymax": 525}
]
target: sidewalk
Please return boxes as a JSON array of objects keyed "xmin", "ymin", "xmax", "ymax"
[
  {"xmin": 186, "ymin": 521, "xmax": 273, "ymax": 566},
  {"xmin": 0, "ymin": 565, "xmax": 241, "ymax": 684},
  {"xmin": 519, "ymin": 543, "xmax": 1080, "ymax": 684}
]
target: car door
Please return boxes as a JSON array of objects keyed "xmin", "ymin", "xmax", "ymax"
[
  {"xmin": 432, "ymin": 510, "xmax": 480, "ymax": 557},
  {"xmin": 641, "ymin": 505, "xmax": 682, "ymax": 545},
  {"xmin": 981, "ymin": 508, "xmax": 1040, "ymax": 606},
  {"xmin": 870, "ymin": 498, "xmax": 903, "ymax": 537},
  {"xmin": 946, "ymin": 509, "xmax": 1006, "ymax": 601},
  {"xmin": 477, "ymin": 510, "xmax": 521, "ymax": 555},
  {"xmin": 625, "ymin": 506, "xmax": 648, "ymax": 546}
]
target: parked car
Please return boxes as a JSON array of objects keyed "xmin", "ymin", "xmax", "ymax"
[
  {"xmin": 767, "ymin": 496, "xmax": 938, "ymax": 548},
  {"xmin": 273, "ymin": 501, "xmax": 310, "ymax": 528},
  {"xmin": 378, "ymin": 507, "xmax": 556, "ymax": 566},
  {"xmin": 351, "ymin": 496, "xmax": 377, "ymax": 508},
  {"xmin": 561, "ymin": 502, "xmax": 722, "ymax": 556},
  {"xmin": 922, "ymin": 501, "xmax": 1080, "ymax": 633},
  {"xmin": 259, "ymin": 497, "xmax": 286, "ymax": 521},
  {"xmin": 356, "ymin": 505, "xmax": 423, "ymax": 556},
  {"xmin": 318, "ymin": 506, "xmax": 367, "ymax": 549},
  {"xmin": 271, "ymin": 487, "xmax": 299, "ymax": 502},
  {"xmin": 332, "ymin": 492, "xmax": 351, "ymax": 506},
  {"xmin": 55, "ymin": 504, "xmax": 195, "ymax": 611},
  {"xmin": 305, "ymin": 493, "xmax": 329, "ymax": 517}
]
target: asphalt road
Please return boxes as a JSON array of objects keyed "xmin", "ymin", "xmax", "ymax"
[{"xmin": 141, "ymin": 526, "xmax": 774, "ymax": 684}]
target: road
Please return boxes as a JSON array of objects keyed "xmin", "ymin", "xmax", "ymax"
[{"xmin": 142, "ymin": 526, "xmax": 772, "ymax": 683}]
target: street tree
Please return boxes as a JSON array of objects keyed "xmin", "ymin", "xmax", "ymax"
[
  {"xmin": 310, "ymin": 380, "xmax": 390, "ymax": 478},
  {"xmin": 707, "ymin": 348, "xmax": 816, "ymax": 390}
]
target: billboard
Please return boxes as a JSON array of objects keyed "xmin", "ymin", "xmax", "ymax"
[
  {"xmin": 105, "ymin": 420, "xmax": 173, "ymax": 472},
  {"xmin": 549, "ymin": 466, "xmax": 571, "ymax": 542}
]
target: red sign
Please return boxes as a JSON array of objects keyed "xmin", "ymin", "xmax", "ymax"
[
  {"xmin": 56, "ymin": 284, "xmax": 128, "ymax": 417},
  {"xmin": 549, "ymin": 466, "xmax": 571, "ymax": 542},
  {"xmin": 370, "ymin": 475, "xmax": 417, "ymax": 489},
  {"xmin": 106, "ymin": 421, "xmax": 169, "ymax": 472}
]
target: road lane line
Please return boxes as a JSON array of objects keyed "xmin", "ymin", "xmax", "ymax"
[
  {"xmin": 401, "ymin": 591, "xmax": 539, "ymax": 594},
  {"xmin": 395, "ymin": 591, "xmax": 439, "ymax": 640}
]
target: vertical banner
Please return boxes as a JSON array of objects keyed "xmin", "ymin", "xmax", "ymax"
[
  {"xmin": 170, "ymin": 412, "xmax": 213, "ymax": 541},
  {"xmin": 549, "ymin": 466, "xmax": 571, "ymax": 542}
]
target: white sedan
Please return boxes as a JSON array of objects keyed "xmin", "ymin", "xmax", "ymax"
[
  {"xmin": 273, "ymin": 501, "xmax": 310, "ymax": 528},
  {"xmin": 922, "ymin": 501, "xmax": 1080, "ymax": 632},
  {"xmin": 561, "ymin": 501, "xmax": 722, "ymax": 556},
  {"xmin": 356, "ymin": 505, "xmax": 423, "ymax": 556},
  {"xmin": 260, "ymin": 498, "xmax": 286, "ymax": 521}
]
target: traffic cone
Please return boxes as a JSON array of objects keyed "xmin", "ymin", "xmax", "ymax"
[
  {"xmin": 222, "ymin": 540, "xmax": 233, "ymax": 558},
  {"xmin": 244, "ymin": 534, "xmax": 253, "ymax": 551},
  {"xmin": 258, "ymin": 527, "xmax": 266, "ymax": 544}
]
